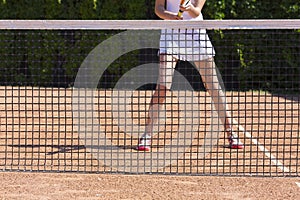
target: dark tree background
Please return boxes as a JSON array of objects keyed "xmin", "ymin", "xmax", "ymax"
[{"xmin": 0, "ymin": 0, "xmax": 299, "ymax": 92}]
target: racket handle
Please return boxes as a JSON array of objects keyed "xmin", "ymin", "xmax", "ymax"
[
  {"xmin": 177, "ymin": 10, "xmax": 183, "ymax": 17},
  {"xmin": 177, "ymin": 0, "xmax": 188, "ymax": 17}
]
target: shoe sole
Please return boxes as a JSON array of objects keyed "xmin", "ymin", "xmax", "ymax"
[
  {"xmin": 230, "ymin": 144, "xmax": 244, "ymax": 149},
  {"xmin": 136, "ymin": 146, "xmax": 151, "ymax": 151}
]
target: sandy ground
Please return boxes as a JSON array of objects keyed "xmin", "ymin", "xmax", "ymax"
[
  {"xmin": 0, "ymin": 87, "xmax": 299, "ymax": 199},
  {"xmin": 1, "ymin": 87, "xmax": 299, "ymax": 175},
  {"xmin": 0, "ymin": 172, "xmax": 300, "ymax": 200}
]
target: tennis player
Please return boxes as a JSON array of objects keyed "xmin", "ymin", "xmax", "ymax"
[{"xmin": 136, "ymin": 0, "xmax": 244, "ymax": 151}]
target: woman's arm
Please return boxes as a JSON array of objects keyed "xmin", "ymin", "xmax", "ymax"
[
  {"xmin": 180, "ymin": 0, "xmax": 206, "ymax": 18},
  {"xmin": 155, "ymin": 0, "xmax": 182, "ymax": 20}
]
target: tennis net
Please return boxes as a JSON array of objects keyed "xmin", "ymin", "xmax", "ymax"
[{"xmin": 0, "ymin": 20, "xmax": 299, "ymax": 176}]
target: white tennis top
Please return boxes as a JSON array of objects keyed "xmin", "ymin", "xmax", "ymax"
[{"xmin": 160, "ymin": 0, "xmax": 215, "ymax": 61}]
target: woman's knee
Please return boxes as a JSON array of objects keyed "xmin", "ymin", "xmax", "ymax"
[{"xmin": 151, "ymin": 84, "xmax": 168, "ymax": 104}]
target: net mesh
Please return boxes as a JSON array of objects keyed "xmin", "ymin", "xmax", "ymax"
[{"xmin": 0, "ymin": 20, "xmax": 299, "ymax": 176}]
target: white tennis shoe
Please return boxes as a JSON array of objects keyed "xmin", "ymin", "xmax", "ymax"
[
  {"xmin": 227, "ymin": 129, "xmax": 244, "ymax": 149},
  {"xmin": 136, "ymin": 135, "xmax": 151, "ymax": 151}
]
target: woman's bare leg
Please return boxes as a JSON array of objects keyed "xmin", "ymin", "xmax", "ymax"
[
  {"xmin": 194, "ymin": 58, "xmax": 244, "ymax": 149},
  {"xmin": 136, "ymin": 54, "xmax": 177, "ymax": 150},
  {"xmin": 194, "ymin": 58, "xmax": 231, "ymax": 133}
]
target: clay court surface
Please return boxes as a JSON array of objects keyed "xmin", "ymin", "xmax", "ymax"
[
  {"xmin": 0, "ymin": 86, "xmax": 299, "ymax": 199},
  {"xmin": 0, "ymin": 172, "xmax": 299, "ymax": 199}
]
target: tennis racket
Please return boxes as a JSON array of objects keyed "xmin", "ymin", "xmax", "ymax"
[{"xmin": 177, "ymin": 0, "xmax": 191, "ymax": 17}]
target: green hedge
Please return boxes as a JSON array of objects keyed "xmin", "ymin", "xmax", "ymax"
[
  {"xmin": 0, "ymin": 0, "xmax": 299, "ymax": 92},
  {"xmin": 210, "ymin": 29, "xmax": 300, "ymax": 92}
]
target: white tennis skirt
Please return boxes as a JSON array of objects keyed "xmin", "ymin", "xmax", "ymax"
[{"xmin": 159, "ymin": 28, "xmax": 215, "ymax": 61}]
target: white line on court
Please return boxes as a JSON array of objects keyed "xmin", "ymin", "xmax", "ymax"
[
  {"xmin": 296, "ymin": 182, "xmax": 300, "ymax": 188},
  {"xmin": 233, "ymin": 119, "xmax": 290, "ymax": 173}
]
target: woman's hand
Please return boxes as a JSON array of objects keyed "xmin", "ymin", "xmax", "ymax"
[
  {"xmin": 179, "ymin": 3, "xmax": 194, "ymax": 13},
  {"xmin": 179, "ymin": 0, "xmax": 203, "ymax": 18},
  {"xmin": 171, "ymin": 13, "xmax": 183, "ymax": 20}
]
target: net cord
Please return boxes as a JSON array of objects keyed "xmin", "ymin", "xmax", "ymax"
[{"xmin": 0, "ymin": 20, "xmax": 300, "ymax": 30}]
